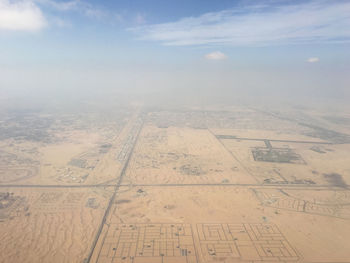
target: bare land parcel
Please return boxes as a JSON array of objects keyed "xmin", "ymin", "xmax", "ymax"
[{"xmin": 1, "ymin": 104, "xmax": 350, "ymax": 262}]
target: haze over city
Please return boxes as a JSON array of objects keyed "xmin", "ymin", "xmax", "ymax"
[{"xmin": 1, "ymin": 1, "xmax": 350, "ymax": 263}]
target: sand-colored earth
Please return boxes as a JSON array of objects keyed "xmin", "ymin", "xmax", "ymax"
[
  {"xmin": 1, "ymin": 105, "xmax": 350, "ymax": 262},
  {"xmin": 0, "ymin": 187, "xmax": 113, "ymax": 263}
]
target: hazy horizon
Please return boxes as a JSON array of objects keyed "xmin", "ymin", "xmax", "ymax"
[
  {"xmin": 1, "ymin": 1, "xmax": 350, "ymax": 263},
  {"xmin": 1, "ymin": 0, "xmax": 350, "ymax": 105}
]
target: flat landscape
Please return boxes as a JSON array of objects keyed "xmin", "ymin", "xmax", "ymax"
[{"xmin": 1, "ymin": 102, "xmax": 350, "ymax": 262}]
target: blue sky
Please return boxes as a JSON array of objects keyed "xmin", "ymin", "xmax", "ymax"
[{"xmin": 0, "ymin": 0, "xmax": 349, "ymax": 101}]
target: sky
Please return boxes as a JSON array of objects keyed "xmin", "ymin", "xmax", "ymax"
[{"xmin": 0, "ymin": 0, "xmax": 350, "ymax": 104}]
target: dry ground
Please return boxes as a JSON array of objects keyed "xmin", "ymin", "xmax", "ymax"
[{"xmin": 1, "ymin": 105, "xmax": 350, "ymax": 263}]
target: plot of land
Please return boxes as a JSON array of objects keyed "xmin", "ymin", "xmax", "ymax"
[{"xmin": 1, "ymin": 104, "xmax": 350, "ymax": 262}]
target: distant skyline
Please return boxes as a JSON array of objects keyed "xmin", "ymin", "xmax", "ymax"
[{"xmin": 0, "ymin": 0, "xmax": 349, "ymax": 102}]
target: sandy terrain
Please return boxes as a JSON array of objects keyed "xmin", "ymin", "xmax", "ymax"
[
  {"xmin": 1, "ymin": 104, "xmax": 350, "ymax": 262},
  {"xmin": 90, "ymin": 186, "xmax": 350, "ymax": 263},
  {"xmin": 0, "ymin": 187, "xmax": 113, "ymax": 263},
  {"xmin": 124, "ymin": 125, "xmax": 257, "ymax": 185}
]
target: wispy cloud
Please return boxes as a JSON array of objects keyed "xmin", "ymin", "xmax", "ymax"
[
  {"xmin": 130, "ymin": 1, "xmax": 350, "ymax": 46},
  {"xmin": 307, "ymin": 57, "xmax": 320, "ymax": 63},
  {"xmin": 205, "ymin": 51, "xmax": 227, "ymax": 60},
  {"xmin": 0, "ymin": 0, "xmax": 46, "ymax": 31},
  {"xmin": 36, "ymin": 0, "xmax": 79, "ymax": 11},
  {"xmin": 36, "ymin": 0, "xmax": 112, "ymax": 20},
  {"xmin": 0, "ymin": 0, "xmax": 124, "ymax": 32}
]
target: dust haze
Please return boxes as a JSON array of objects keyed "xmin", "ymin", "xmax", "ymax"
[
  {"xmin": 1, "ymin": 0, "xmax": 350, "ymax": 262},
  {"xmin": 1, "ymin": 65, "xmax": 350, "ymax": 262}
]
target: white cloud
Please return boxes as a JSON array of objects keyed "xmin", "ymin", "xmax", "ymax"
[
  {"xmin": 307, "ymin": 57, "xmax": 320, "ymax": 63},
  {"xmin": 0, "ymin": 0, "xmax": 123, "ymax": 32},
  {"xmin": 205, "ymin": 51, "xmax": 227, "ymax": 60},
  {"xmin": 130, "ymin": 1, "xmax": 350, "ymax": 46},
  {"xmin": 0, "ymin": 0, "xmax": 46, "ymax": 31}
]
